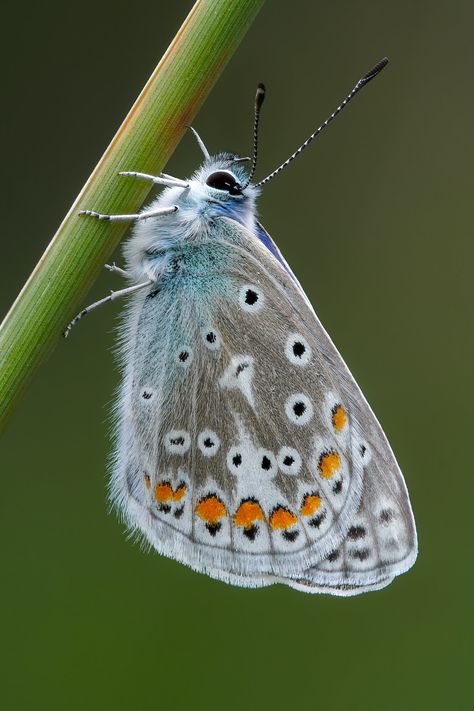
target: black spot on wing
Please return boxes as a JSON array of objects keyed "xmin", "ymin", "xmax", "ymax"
[
  {"xmin": 245, "ymin": 289, "xmax": 258, "ymax": 305},
  {"xmin": 282, "ymin": 530, "xmax": 299, "ymax": 542},
  {"xmin": 347, "ymin": 525, "xmax": 366, "ymax": 540}
]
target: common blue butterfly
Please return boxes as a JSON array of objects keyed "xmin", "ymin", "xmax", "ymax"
[{"xmin": 66, "ymin": 58, "xmax": 417, "ymax": 595}]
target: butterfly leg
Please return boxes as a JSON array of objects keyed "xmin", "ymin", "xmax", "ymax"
[
  {"xmin": 78, "ymin": 205, "xmax": 178, "ymax": 222},
  {"xmin": 119, "ymin": 171, "xmax": 189, "ymax": 188},
  {"xmin": 63, "ymin": 279, "xmax": 153, "ymax": 338},
  {"xmin": 104, "ymin": 262, "xmax": 129, "ymax": 279}
]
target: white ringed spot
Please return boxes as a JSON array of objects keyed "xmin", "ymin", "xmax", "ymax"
[
  {"xmin": 284, "ymin": 393, "xmax": 314, "ymax": 426},
  {"xmin": 197, "ymin": 430, "xmax": 221, "ymax": 457},
  {"xmin": 277, "ymin": 447, "xmax": 302, "ymax": 475},
  {"xmin": 201, "ymin": 328, "xmax": 221, "ymax": 351},
  {"xmin": 226, "ymin": 446, "xmax": 245, "ymax": 474},
  {"xmin": 164, "ymin": 430, "xmax": 191, "ymax": 455},
  {"xmin": 285, "ymin": 333, "xmax": 312, "ymax": 366},
  {"xmin": 238, "ymin": 284, "xmax": 265, "ymax": 313}
]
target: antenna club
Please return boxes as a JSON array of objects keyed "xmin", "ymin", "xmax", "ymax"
[
  {"xmin": 256, "ymin": 83, "xmax": 266, "ymax": 110},
  {"xmin": 359, "ymin": 57, "xmax": 389, "ymax": 86}
]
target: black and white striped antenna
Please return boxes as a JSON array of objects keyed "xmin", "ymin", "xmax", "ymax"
[
  {"xmin": 254, "ymin": 57, "xmax": 388, "ymax": 188},
  {"xmin": 241, "ymin": 83, "xmax": 266, "ymax": 189}
]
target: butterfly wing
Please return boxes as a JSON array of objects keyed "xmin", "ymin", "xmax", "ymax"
[
  {"xmin": 111, "ymin": 217, "xmax": 416, "ymax": 593},
  {"xmin": 250, "ymin": 223, "xmax": 418, "ymax": 594}
]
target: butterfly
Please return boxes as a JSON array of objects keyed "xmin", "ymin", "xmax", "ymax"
[{"xmin": 65, "ymin": 58, "xmax": 417, "ymax": 595}]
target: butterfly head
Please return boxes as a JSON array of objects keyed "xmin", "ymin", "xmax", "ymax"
[{"xmin": 186, "ymin": 151, "xmax": 260, "ymax": 226}]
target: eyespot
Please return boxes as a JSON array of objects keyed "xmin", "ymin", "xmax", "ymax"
[
  {"xmin": 206, "ymin": 171, "xmax": 242, "ymax": 195},
  {"xmin": 284, "ymin": 394, "xmax": 314, "ymax": 425},
  {"xmin": 285, "ymin": 333, "xmax": 312, "ymax": 366},
  {"xmin": 164, "ymin": 430, "xmax": 191, "ymax": 454},
  {"xmin": 227, "ymin": 447, "xmax": 244, "ymax": 473},
  {"xmin": 197, "ymin": 430, "xmax": 220, "ymax": 457},
  {"xmin": 201, "ymin": 328, "xmax": 220, "ymax": 351},
  {"xmin": 238, "ymin": 284, "xmax": 265, "ymax": 313},
  {"xmin": 277, "ymin": 447, "xmax": 302, "ymax": 475}
]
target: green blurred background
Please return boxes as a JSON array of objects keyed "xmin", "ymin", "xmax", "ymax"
[{"xmin": 2, "ymin": 1, "xmax": 472, "ymax": 708}]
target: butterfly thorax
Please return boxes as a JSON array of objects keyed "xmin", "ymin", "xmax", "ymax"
[{"xmin": 123, "ymin": 153, "xmax": 260, "ymax": 284}]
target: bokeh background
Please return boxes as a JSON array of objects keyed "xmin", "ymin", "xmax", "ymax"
[{"xmin": 2, "ymin": 1, "xmax": 472, "ymax": 708}]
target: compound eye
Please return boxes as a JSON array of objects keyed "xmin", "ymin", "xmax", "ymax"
[{"xmin": 206, "ymin": 171, "xmax": 242, "ymax": 195}]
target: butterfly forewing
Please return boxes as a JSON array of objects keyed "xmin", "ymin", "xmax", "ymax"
[{"xmin": 112, "ymin": 217, "xmax": 416, "ymax": 590}]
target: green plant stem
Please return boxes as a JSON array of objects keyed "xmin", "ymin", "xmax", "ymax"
[{"xmin": 0, "ymin": 0, "xmax": 264, "ymax": 431}]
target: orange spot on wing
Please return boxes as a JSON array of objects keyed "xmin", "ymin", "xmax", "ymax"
[
  {"xmin": 331, "ymin": 404, "xmax": 347, "ymax": 432},
  {"xmin": 173, "ymin": 483, "xmax": 186, "ymax": 501},
  {"xmin": 154, "ymin": 482, "xmax": 174, "ymax": 502},
  {"xmin": 153, "ymin": 481, "xmax": 186, "ymax": 502},
  {"xmin": 196, "ymin": 495, "xmax": 226, "ymax": 524},
  {"xmin": 234, "ymin": 499, "xmax": 264, "ymax": 528},
  {"xmin": 269, "ymin": 506, "xmax": 298, "ymax": 530},
  {"xmin": 300, "ymin": 493, "xmax": 321, "ymax": 517},
  {"xmin": 319, "ymin": 450, "xmax": 341, "ymax": 479},
  {"xmin": 144, "ymin": 474, "xmax": 151, "ymax": 489}
]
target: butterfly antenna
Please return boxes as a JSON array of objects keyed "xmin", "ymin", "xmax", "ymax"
[
  {"xmin": 242, "ymin": 83, "xmax": 266, "ymax": 188},
  {"xmin": 188, "ymin": 126, "xmax": 211, "ymax": 161},
  {"xmin": 254, "ymin": 57, "xmax": 388, "ymax": 188}
]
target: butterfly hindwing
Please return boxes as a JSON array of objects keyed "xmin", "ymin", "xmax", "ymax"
[{"xmin": 111, "ymin": 217, "xmax": 416, "ymax": 591}]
